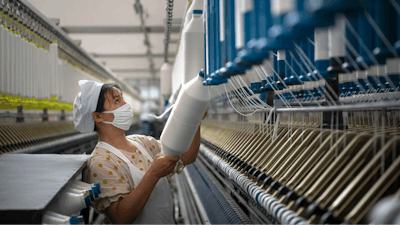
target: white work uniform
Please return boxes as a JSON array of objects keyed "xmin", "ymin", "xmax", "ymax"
[{"xmin": 97, "ymin": 139, "xmax": 175, "ymax": 224}]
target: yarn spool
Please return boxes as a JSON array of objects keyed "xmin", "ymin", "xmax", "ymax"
[
  {"xmin": 160, "ymin": 62, "xmax": 173, "ymax": 102},
  {"xmin": 48, "ymin": 190, "xmax": 90, "ymax": 217},
  {"xmin": 161, "ymin": 73, "xmax": 210, "ymax": 156},
  {"xmin": 183, "ymin": 10, "xmax": 204, "ymax": 84},
  {"xmin": 42, "ymin": 211, "xmax": 71, "ymax": 224}
]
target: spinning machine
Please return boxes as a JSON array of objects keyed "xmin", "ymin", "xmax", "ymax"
[
  {"xmin": 174, "ymin": 0, "xmax": 400, "ymax": 224},
  {"xmin": 0, "ymin": 0, "xmax": 141, "ymax": 223},
  {"xmin": 1, "ymin": 0, "xmax": 400, "ymax": 224},
  {"xmin": 0, "ymin": 0, "xmax": 142, "ymax": 154}
]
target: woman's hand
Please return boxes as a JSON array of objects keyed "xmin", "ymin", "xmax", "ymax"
[{"xmin": 148, "ymin": 153, "xmax": 180, "ymax": 179}]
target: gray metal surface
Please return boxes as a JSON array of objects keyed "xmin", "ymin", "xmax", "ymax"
[{"xmin": 0, "ymin": 154, "xmax": 90, "ymax": 210}]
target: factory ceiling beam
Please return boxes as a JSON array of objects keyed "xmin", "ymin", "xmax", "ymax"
[
  {"xmin": 91, "ymin": 53, "xmax": 176, "ymax": 58},
  {"xmin": 111, "ymin": 69, "xmax": 160, "ymax": 73},
  {"xmin": 163, "ymin": 18, "xmax": 182, "ymax": 25},
  {"xmin": 61, "ymin": 26, "xmax": 180, "ymax": 34}
]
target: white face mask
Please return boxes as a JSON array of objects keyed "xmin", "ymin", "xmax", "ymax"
[{"xmin": 102, "ymin": 103, "xmax": 133, "ymax": 130}]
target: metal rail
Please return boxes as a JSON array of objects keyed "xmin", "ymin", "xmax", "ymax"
[
  {"xmin": 209, "ymin": 101, "xmax": 400, "ymax": 115},
  {"xmin": 276, "ymin": 101, "xmax": 400, "ymax": 113}
]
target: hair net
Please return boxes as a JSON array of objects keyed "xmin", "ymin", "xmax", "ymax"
[{"xmin": 73, "ymin": 80, "xmax": 104, "ymax": 133}]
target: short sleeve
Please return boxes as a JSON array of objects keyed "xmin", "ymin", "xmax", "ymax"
[
  {"xmin": 128, "ymin": 135, "xmax": 185, "ymax": 176},
  {"xmin": 83, "ymin": 155, "xmax": 131, "ymax": 212},
  {"xmin": 145, "ymin": 135, "xmax": 162, "ymax": 156},
  {"xmin": 127, "ymin": 135, "xmax": 161, "ymax": 157}
]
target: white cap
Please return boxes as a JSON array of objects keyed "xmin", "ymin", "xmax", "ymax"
[{"xmin": 73, "ymin": 80, "xmax": 104, "ymax": 133}]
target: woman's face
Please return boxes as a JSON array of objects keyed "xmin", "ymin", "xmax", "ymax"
[
  {"xmin": 103, "ymin": 87, "xmax": 126, "ymax": 112},
  {"xmin": 92, "ymin": 87, "xmax": 127, "ymax": 128},
  {"xmin": 100, "ymin": 87, "xmax": 126, "ymax": 123}
]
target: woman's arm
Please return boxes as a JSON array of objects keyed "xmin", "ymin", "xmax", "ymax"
[
  {"xmin": 180, "ymin": 126, "xmax": 201, "ymax": 165},
  {"xmin": 180, "ymin": 109, "xmax": 207, "ymax": 165},
  {"xmin": 106, "ymin": 154, "xmax": 179, "ymax": 224},
  {"xmin": 105, "ymin": 170, "xmax": 159, "ymax": 223}
]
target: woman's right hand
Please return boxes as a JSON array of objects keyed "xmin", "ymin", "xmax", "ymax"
[{"xmin": 148, "ymin": 153, "xmax": 180, "ymax": 179}]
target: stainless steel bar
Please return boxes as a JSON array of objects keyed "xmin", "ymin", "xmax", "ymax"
[
  {"xmin": 210, "ymin": 102, "xmax": 400, "ymax": 114},
  {"xmin": 276, "ymin": 102, "xmax": 400, "ymax": 113}
]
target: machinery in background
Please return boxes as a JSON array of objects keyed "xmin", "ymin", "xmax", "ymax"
[
  {"xmin": 2, "ymin": 0, "xmax": 400, "ymax": 223},
  {"xmin": 167, "ymin": 0, "xmax": 400, "ymax": 224},
  {"xmin": 0, "ymin": 0, "xmax": 142, "ymax": 224}
]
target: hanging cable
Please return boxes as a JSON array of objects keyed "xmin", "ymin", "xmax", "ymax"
[
  {"xmin": 164, "ymin": 0, "xmax": 174, "ymax": 62},
  {"xmin": 134, "ymin": 0, "xmax": 156, "ymax": 78}
]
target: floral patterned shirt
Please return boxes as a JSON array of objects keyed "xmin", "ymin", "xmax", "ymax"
[{"xmin": 83, "ymin": 134, "xmax": 165, "ymax": 213}]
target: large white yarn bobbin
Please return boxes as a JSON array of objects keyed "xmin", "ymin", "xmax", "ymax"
[
  {"xmin": 182, "ymin": 10, "xmax": 204, "ymax": 84},
  {"xmin": 161, "ymin": 75, "xmax": 210, "ymax": 156}
]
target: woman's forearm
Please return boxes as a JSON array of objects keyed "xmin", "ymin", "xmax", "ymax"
[
  {"xmin": 107, "ymin": 170, "xmax": 159, "ymax": 224},
  {"xmin": 181, "ymin": 126, "xmax": 201, "ymax": 165}
]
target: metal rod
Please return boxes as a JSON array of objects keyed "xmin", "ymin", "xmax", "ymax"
[
  {"xmin": 276, "ymin": 101, "xmax": 400, "ymax": 112},
  {"xmin": 210, "ymin": 101, "xmax": 400, "ymax": 114}
]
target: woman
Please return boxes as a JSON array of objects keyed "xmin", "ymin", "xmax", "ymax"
[{"xmin": 73, "ymin": 80, "xmax": 204, "ymax": 224}]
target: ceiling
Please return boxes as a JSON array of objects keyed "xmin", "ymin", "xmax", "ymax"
[{"xmin": 27, "ymin": 0, "xmax": 188, "ymax": 100}]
